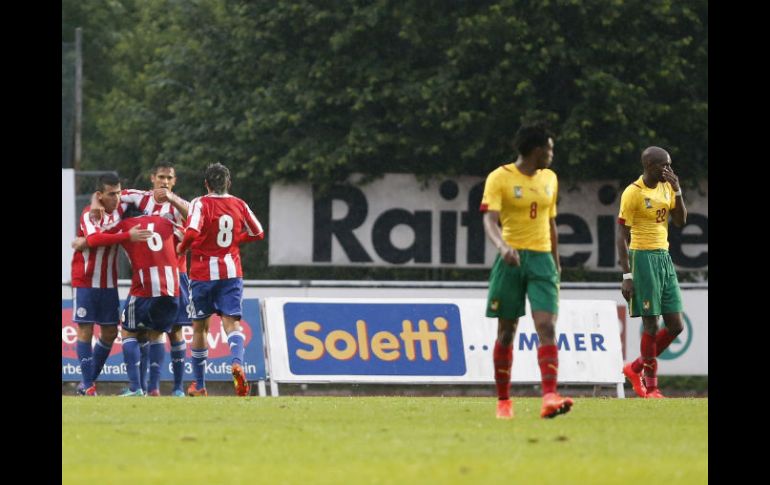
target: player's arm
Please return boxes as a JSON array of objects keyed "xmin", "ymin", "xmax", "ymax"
[
  {"xmin": 71, "ymin": 237, "xmax": 88, "ymax": 252},
  {"xmin": 90, "ymin": 189, "xmax": 142, "ymax": 220},
  {"xmin": 89, "ymin": 192, "xmax": 104, "ymax": 221},
  {"xmin": 176, "ymin": 227, "xmax": 199, "ymax": 255},
  {"xmin": 617, "ymin": 223, "xmax": 633, "ymax": 301},
  {"xmin": 154, "ymin": 189, "xmax": 190, "ymax": 219},
  {"xmin": 483, "ymin": 211, "xmax": 519, "ymax": 266},
  {"xmin": 617, "ymin": 187, "xmax": 636, "ymax": 301},
  {"xmin": 549, "ymin": 218, "xmax": 561, "ymax": 274},
  {"xmin": 85, "ymin": 224, "xmax": 152, "ymax": 248},
  {"xmin": 237, "ymin": 232, "xmax": 265, "ymax": 244},
  {"xmin": 72, "ymin": 206, "xmax": 102, "ymax": 252},
  {"xmin": 663, "ymin": 166, "xmax": 687, "ymax": 227},
  {"xmin": 176, "ymin": 197, "xmax": 202, "ymax": 255},
  {"xmin": 238, "ymin": 202, "xmax": 265, "ymax": 244},
  {"xmin": 616, "ymin": 224, "xmax": 632, "ymax": 274},
  {"xmin": 548, "ymin": 178, "xmax": 560, "ymax": 273}
]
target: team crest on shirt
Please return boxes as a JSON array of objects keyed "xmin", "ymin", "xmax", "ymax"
[
  {"xmin": 76, "ymin": 307, "xmax": 87, "ymax": 318},
  {"xmin": 644, "ymin": 198, "xmax": 652, "ymax": 209},
  {"xmin": 513, "ymin": 186, "xmax": 522, "ymax": 198}
]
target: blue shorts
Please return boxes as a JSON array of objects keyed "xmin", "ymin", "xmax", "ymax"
[
  {"xmin": 174, "ymin": 273, "xmax": 192, "ymax": 326},
  {"xmin": 189, "ymin": 278, "xmax": 243, "ymax": 320},
  {"xmin": 121, "ymin": 295, "xmax": 179, "ymax": 334},
  {"xmin": 72, "ymin": 287, "xmax": 120, "ymax": 325}
]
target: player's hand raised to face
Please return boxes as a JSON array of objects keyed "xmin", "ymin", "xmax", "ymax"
[
  {"xmin": 153, "ymin": 188, "xmax": 170, "ymax": 203},
  {"xmin": 662, "ymin": 166, "xmax": 680, "ymax": 191}
]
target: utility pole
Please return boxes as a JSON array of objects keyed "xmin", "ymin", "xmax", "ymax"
[{"xmin": 74, "ymin": 27, "xmax": 82, "ymax": 171}]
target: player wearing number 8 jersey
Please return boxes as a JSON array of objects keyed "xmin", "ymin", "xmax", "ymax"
[
  {"xmin": 177, "ymin": 163, "xmax": 265, "ymax": 396},
  {"xmin": 618, "ymin": 146, "xmax": 687, "ymax": 399},
  {"xmin": 480, "ymin": 122, "xmax": 572, "ymax": 420}
]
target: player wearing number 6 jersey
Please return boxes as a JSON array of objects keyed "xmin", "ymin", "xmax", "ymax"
[
  {"xmin": 480, "ymin": 122, "xmax": 572, "ymax": 420},
  {"xmin": 177, "ymin": 163, "xmax": 265, "ymax": 396},
  {"xmin": 84, "ymin": 162, "xmax": 192, "ymax": 397},
  {"xmin": 85, "ymin": 210, "xmax": 182, "ymax": 396},
  {"xmin": 618, "ymin": 147, "xmax": 687, "ymax": 399}
]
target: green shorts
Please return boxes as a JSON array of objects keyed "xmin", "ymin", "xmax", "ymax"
[
  {"xmin": 629, "ymin": 249, "xmax": 683, "ymax": 317},
  {"xmin": 486, "ymin": 250, "xmax": 559, "ymax": 319}
]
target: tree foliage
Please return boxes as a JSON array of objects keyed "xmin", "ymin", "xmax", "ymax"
[
  {"xmin": 63, "ymin": 0, "xmax": 707, "ymax": 279},
  {"xmin": 66, "ymin": 0, "xmax": 707, "ymax": 188}
]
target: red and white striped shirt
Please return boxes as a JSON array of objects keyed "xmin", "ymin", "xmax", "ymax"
[
  {"xmin": 184, "ymin": 194, "xmax": 264, "ymax": 281},
  {"xmin": 121, "ymin": 189, "xmax": 189, "ymax": 273},
  {"xmin": 70, "ymin": 205, "xmax": 125, "ymax": 288},
  {"xmin": 102, "ymin": 215, "xmax": 181, "ymax": 298}
]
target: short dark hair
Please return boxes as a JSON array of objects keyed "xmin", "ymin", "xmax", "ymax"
[
  {"xmin": 513, "ymin": 122, "xmax": 554, "ymax": 156},
  {"xmin": 121, "ymin": 205, "xmax": 146, "ymax": 219},
  {"xmin": 204, "ymin": 163, "xmax": 231, "ymax": 194},
  {"xmin": 96, "ymin": 173, "xmax": 120, "ymax": 192},
  {"xmin": 151, "ymin": 161, "xmax": 175, "ymax": 174}
]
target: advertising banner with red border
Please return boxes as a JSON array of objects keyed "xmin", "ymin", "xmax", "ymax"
[{"xmin": 62, "ymin": 298, "xmax": 266, "ymax": 381}]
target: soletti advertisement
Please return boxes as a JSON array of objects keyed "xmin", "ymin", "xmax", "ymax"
[
  {"xmin": 269, "ymin": 174, "xmax": 707, "ymax": 271},
  {"xmin": 262, "ymin": 297, "xmax": 624, "ymax": 385}
]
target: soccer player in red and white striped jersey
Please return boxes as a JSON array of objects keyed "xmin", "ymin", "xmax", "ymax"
[
  {"xmin": 94, "ymin": 215, "xmax": 182, "ymax": 299},
  {"xmin": 70, "ymin": 174, "xmax": 152, "ymax": 396},
  {"xmin": 87, "ymin": 211, "xmax": 182, "ymax": 396},
  {"xmin": 177, "ymin": 163, "xmax": 265, "ymax": 397},
  {"xmin": 72, "ymin": 198, "xmax": 124, "ymax": 290},
  {"xmin": 87, "ymin": 162, "xmax": 193, "ymax": 396}
]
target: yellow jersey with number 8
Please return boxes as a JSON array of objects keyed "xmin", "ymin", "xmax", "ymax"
[{"xmin": 480, "ymin": 164, "xmax": 558, "ymax": 252}]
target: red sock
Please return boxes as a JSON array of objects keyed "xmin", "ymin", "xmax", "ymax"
[
  {"xmin": 640, "ymin": 332, "xmax": 658, "ymax": 390},
  {"xmin": 537, "ymin": 344, "xmax": 558, "ymax": 395},
  {"xmin": 493, "ymin": 341, "xmax": 513, "ymax": 400},
  {"xmin": 631, "ymin": 328, "xmax": 675, "ymax": 373}
]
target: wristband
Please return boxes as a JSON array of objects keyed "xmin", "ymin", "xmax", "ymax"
[
  {"xmin": 623, "ymin": 273, "xmax": 633, "ymax": 280},
  {"xmin": 674, "ymin": 188, "xmax": 682, "ymax": 197}
]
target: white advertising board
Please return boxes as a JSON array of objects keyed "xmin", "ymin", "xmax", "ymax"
[{"xmin": 262, "ymin": 297, "xmax": 623, "ymax": 389}]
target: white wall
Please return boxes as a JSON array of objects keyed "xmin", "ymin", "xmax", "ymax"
[
  {"xmin": 270, "ymin": 175, "xmax": 708, "ymax": 271},
  {"xmin": 61, "ymin": 169, "xmax": 76, "ymax": 283}
]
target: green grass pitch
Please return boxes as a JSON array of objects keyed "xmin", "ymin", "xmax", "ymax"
[{"xmin": 62, "ymin": 396, "xmax": 707, "ymax": 485}]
